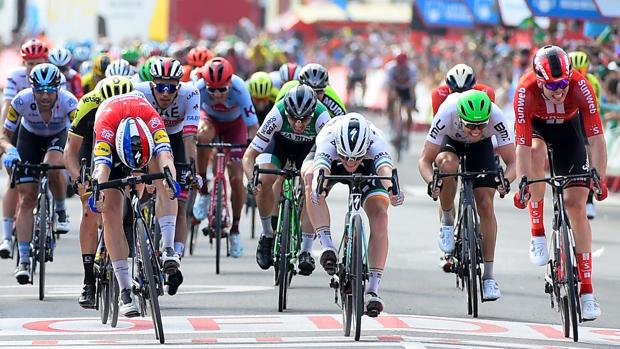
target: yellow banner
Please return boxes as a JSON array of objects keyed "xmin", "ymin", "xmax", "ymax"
[{"xmin": 148, "ymin": 0, "xmax": 169, "ymax": 42}]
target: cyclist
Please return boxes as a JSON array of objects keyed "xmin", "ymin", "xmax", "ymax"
[
  {"xmin": 271, "ymin": 62, "xmax": 300, "ymax": 89},
  {"xmin": 49, "ymin": 47, "xmax": 83, "ymax": 99},
  {"xmin": 419, "ymin": 90, "xmax": 516, "ymax": 301},
  {"xmin": 133, "ymin": 56, "xmax": 156, "ymax": 85},
  {"xmin": 344, "ymin": 45, "xmax": 369, "ymax": 107},
  {"xmin": 81, "ymin": 53, "xmax": 111, "ymax": 94},
  {"xmin": 88, "ymin": 92, "xmax": 181, "ymax": 317},
  {"xmin": 136, "ymin": 57, "xmax": 200, "ymax": 295},
  {"xmin": 64, "ymin": 76, "xmax": 135, "ymax": 308},
  {"xmin": 121, "ymin": 47, "xmax": 141, "ymax": 68},
  {"xmin": 513, "ymin": 45, "xmax": 606, "ymax": 320},
  {"xmin": 569, "ymin": 51, "xmax": 602, "ymax": 220},
  {"xmin": 105, "ymin": 59, "xmax": 133, "ymax": 78},
  {"xmin": 183, "ymin": 46, "xmax": 213, "ymax": 83},
  {"xmin": 192, "ymin": 57, "xmax": 258, "ymax": 258},
  {"xmin": 243, "ymin": 85, "xmax": 330, "ymax": 274},
  {"xmin": 277, "ymin": 63, "xmax": 347, "ymax": 117},
  {"xmin": 431, "ymin": 64, "xmax": 496, "ymax": 116},
  {"xmin": 385, "ymin": 52, "xmax": 417, "ymax": 124},
  {"xmin": 247, "ymin": 71, "xmax": 279, "ymax": 125},
  {"xmin": 0, "ymin": 64, "xmax": 77, "ymax": 283},
  {"xmin": 308, "ymin": 113, "xmax": 404, "ymax": 317}
]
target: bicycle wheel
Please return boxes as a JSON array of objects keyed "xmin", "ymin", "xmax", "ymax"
[
  {"xmin": 215, "ymin": 179, "xmax": 223, "ymax": 275},
  {"xmin": 109, "ymin": 259, "xmax": 120, "ymax": 328},
  {"xmin": 465, "ymin": 206, "xmax": 478, "ymax": 318},
  {"xmin": 351, "ymin": 215, "xmax": 364, "ymax": 341},
  {"xmin": 38, "ymin": 195, "xmax": 48, "ymax": 301},
  {"xmin": 277, "ymin": 200, "xmax": 290, "ymax": 312},
  {"xmin": 560, "ymin": 221, "xmax": 579, "ymax": 342},
  {"xmin": 98, "ymin": 261, "xmax": 110, "ymax": 324},
  {"xmin": 251, "ymin": 204, "xmax": 256, "ymax": 239},
  {"xmin": 136, "ymin": 220, "xmax": 165, "ymax": 344},
  {"xmin": 189, "ymin": 221, "xmax": 199, "ymax": 256}
]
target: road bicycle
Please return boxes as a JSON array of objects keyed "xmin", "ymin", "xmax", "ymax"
[
  {"xmin": 253, "ymin": 165, "xmax": 302, "ymax": 312},
  {"xmin": 245, "ymin": 189, "xmax": 257, "ymax": 239},
  {"xmin": 518, "ymin": 146, "xmax": 602, "ymax": 342},
  {"xmin": 317, "ymin": 169, "xmax": 399, "ymax": 341},
  {"xmin": 94, "ymin": 225, "xmax": 119, "ymax": 327}
]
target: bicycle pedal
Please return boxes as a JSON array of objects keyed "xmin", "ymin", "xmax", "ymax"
[
  {"xmin": 329, "ymin": 275, "xmax": 340, "ymax": 289},
  {"xmin": 440, "ymin": 256, "xmax": 454, "ymax": 273}
]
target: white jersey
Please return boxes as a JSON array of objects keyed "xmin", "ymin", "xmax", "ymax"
[
  {"xmin": 135, "ymin": 82, "xmax": 200, "ymax": 136},
  {"xmin": 385, "ymin": 61, "xmax": 417, "ymax": 89},
  {"xmin": 313, "ymin": 117, "xmax": 393, "ymax": 171},
  {"xmin": 3, "ymin": 66, "xmax": 67, "ymax": 101},
  {"xmin": 427, "ymin": 93, "xmax": 513, "ymax": 147},
  {"xmin": 5, "ymin": 88, "xmax": 77, "ymax": 136},
  {"xmin": 269, "ymin": 71, "xmax": 283, "ymax": 89}
]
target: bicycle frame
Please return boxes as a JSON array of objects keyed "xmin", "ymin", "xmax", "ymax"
[
  {"xmin": 208, "ymin": 149, "xmax": 231, "ymax": 230},
  {"xmin": 273, "ymin": 175, "xmax": 302, "ymax": 269}
]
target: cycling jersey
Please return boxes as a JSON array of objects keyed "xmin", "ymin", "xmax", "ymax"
[
  {"xmin": 69, "ymin": 90, "xmax": 104, "ymax": 161},
  {"xmin": 385, "ymin": 61, "xmax": 417, "ymax": 89},
  {"xmin": 431, "ymin": 83, "xmax": 496, "ymax": 116},
  {"xmin": 196, "ymin": 74, "xmax": 257, "ymax": 126},
  {"xmin": 65, "ymin": 68, "xmax": 84, "ymax": 99},
  {"xmin": 344, "ymin": 53, "xmax": 369, "ymax": 80},
  {"xmin": 81, "ymin": 72, "xmax": 98, "ymax": 94},
  {"xmin": 135, "ymin": 82, "xmax": 200, "ymax": 136},
  {"xmin": 250, "ymin": 100, "xmax": 330, "ymax": 153},
  {"xmin": 3, "ymin": 66, "xmax": 67, "ymax": 101},
  {"xmin": 514, "ymin": 70, "xmax": 602, "ymax": 146},
  {"xmin": 276, "ymin": 80, "xmax": 347, "ymax": 117},
  {"xmin": 428, "ymin": 93, "xmax": 513, "ymax": 147},
  {"xmin": 5, "ymin": 88, "xmax": 77, "ymax": 136},
  {"xmin": 269, "ymin": 71, "xmax": 283, "ymax": 89},
  {"xmin": 586, "ymin": 73, "xmax": 601, "ymax": 110},
  {"xmin": 93, "ymin": 93, "xmax": 171, "ymax": 168}
]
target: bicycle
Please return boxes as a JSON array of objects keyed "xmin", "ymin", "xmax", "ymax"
[
  {"xmin": 317, "ymin": 168, "xmax": 399, "ymax": 341},
  {"xmin": 245, "ymin": 188, "xmax": 257, "ymax": 239},
  {"xmin": 91, "ymin": 167, "xmax": 176, "ymax": 344},
  {"xmin": 10, "ymin": 162, "xmax": 65, "ymax": 301},
  {"xmin": 517, "ymin": 147, "xmax": 601, "ymax": 342},
  {"xmin": 431, "ymin": 155, "xmax": 508, "ymax": 318},
  {"xmin": 94, "ymin": 225, "xmax": 120, "ymax": 327},
  {"xmin": 197, "ymin": 141, "xmax": 246, "ymax": 274},
  {"xmin": 253, "ymin": 165, "xmax": 302, "ymax": 312}
]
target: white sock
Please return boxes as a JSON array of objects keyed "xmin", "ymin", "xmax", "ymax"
[
  {"xmin": 112, "ymin": 259, "xmax": 131, "ymax": 290},
  {"xmin": 301, "ymin": 233, "xmax": 314, "ymax": 253},
  {"xmin": 260, "ymin": 216, "xmax": 273, "ymax": 237},
  {"xmin": 316, "ymin": 226, "xmax": 335, "ymax": 250},
  {"xmin": 55, "ymin": 199, "xmax": 66, "ymax": 212},
  {"xmin": 2, "ymin": 218, "xmax": 14, "ymax": 240},
  {"xmin": 174, "ymin": 242, "xmax": 184, "ymax": 256},
  {"xmin": 440, "ymin": 207, "xmax": 455, "ymax": 226},
  {"xmin": 483, "ymin": 261, "xmax": 494, "ymax": 280},
  {"xmin": 158, "ymin": 215, "xmax": 176, "ymax": 248},
  {"xmin": 366, "ymin": 268, "xmax": 383, "ymax": 294}
]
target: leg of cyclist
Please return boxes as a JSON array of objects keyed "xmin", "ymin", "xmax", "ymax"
[
  {"xmin": 153, "ymin": 163, "xmax": 180, "ymax": 274},
  {"xmin": 45, "ymin": 150, "xmax": 70, "ymax": 234},
  {"xmin": 0, "ymin": 186, "xmax": 18, "ymax": 258},
  {"xmin": 254, "ymin": 161, "xmax": 278, "ymax": 269},
  {"xmin": 167, "ymin": 198, "xmax": 186, "ymax": 296},
  {"xmin": 364, "ymin": 194, "xmax": 390, "ymax": 316},
  {"xmin": 225, "ymin": 117, "xmax": 249, "ymax": 258},
  {"xmin": 78, "ymin": 197, "xmax": 98, "ymax": 308},
  {"xmin": 193, "ymin": 118, "xmax": 216, "ymax": 221},
  {"xmin": 14, "ymin": 182, "xmax": 37, "ymax": 284},
  {"xmin": 527, "ymin": 138, "xmax": 548, "ymax": 266},
  {"xmin": 474, "ymin": 188, "xmax": 501, "ymax": 301},
  {"xmin": 298, "ymin": 161, "xmax": 316, "ymax": 276},
  {"xmin": 306, "ymin": 173, "xmax": 335, "ymax": 276},
  {"xmin": 435, "ymin": 151, "xmax": 459, "ymax": 254}
]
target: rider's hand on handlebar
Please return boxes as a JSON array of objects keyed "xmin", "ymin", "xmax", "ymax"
[
  {"xmin": 164, "ymin": 178, "xmax": 182, "ymax": 199},
  {"xmin": 427, "ymin": 179, "xmax": 442, "ymax": 199},
  {"xmin": 191, "ymin": 174, "xmax": 204, "ymax": 190},
  {"xmin": 513, "ymin": 187, "xmax": 530, "ymax": 209},
  {"xmin": 496, "ymin": 177, "xmax": 510, "ymax": 196},
  {"xmin": 73, "ymin": 179, "xmax": 90, "ymax": 197},
  {"xmin": 3, "ymin": 147, "xmax": 20, "ymax": 169},
  {"xmin": 249, "ymin": 180, "xmax": 262, "ymax": 195},
  {"xmin": 593, "ymin": 181, "xmax": 608, "ymax": 201},
  {"xmin": 311, "ymin": 190, "xmax": 325, "ymax": 207},
  {"xmin": 88, "ymin": 191, "xmax": 105, "ymax": 213},
  {"xmin": 390, "ymin": 191, "xmax": 405, "ymax": 206}
]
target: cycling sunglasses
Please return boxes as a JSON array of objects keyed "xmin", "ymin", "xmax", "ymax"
[
  {"xmin": 33, "ymin": 86, "xmax": 59, "ymax": 93},
  {"xmin": 207, "ymin": 86, "xmax": 229, "ymax": 94},
  {"xmin": 461, "ymin": 120, "xmax": 489, "ymax": 130},
  {"xmin": 544, "ymin": 78, "xmax": 570, "ymax": 91},
  {"xmin": 154, "ymin": 83, "xmax": 178, "ymax": 94}
]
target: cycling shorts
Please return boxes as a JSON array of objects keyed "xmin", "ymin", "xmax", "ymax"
[
  {"xmin": 439, "ymin": 137, "xmax": 496, "ymax": 189},
  {"xmin": 15, "ymin": 128, "xmax": 66, "ymax": 184},
  {"xmin": 347, "ymin": 74, "xmax": 366, "ymax": 90},
  {"xmin": 322, "ymin": 159, "xmax": 388, "ymax": 204},
  {"xmin": 256, "ymin": 133, "xmax": 314, "ymax": 169},
  {"xmin": 203, "ymin": 115, "xmax": 247, "ymax": 160},
  {"xmin": 395, "ymin": 87, "xmax": 412, "ymax": 104}
]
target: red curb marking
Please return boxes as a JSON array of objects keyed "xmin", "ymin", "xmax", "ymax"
[
  {"xmin": 22, "ymin": 319, "xmax": 152, "ymax": 333},
  {"xmin": 377, "ymin": 335, "xmax": 403, "ymax": 342},
  {"xmin": 400, "ymin": 316, "xmax": 508, "ymax": 334},
  {"xmin": 188, "ymin": 318, "xmax": 220, "ymax": 331},
  {"xmin": 308, "ymin": 316, "xmax": 342, "ymax": 329},
  {"xmin": 32, "ymin": 340, "xmax": 58, "ymax": 346},
  {"xmin": 257, "ymin": 337, "xmax": 283, "ymax": 342},
  {"xmin": 527, "ymin": 324, "xmax": 564, "ymax": 339},
  {"xmin": 377, "ymin": 316, "xmax": 410, "ymax": 329},
  {"xmin": 591, "ymin": 329, "xmax": 620, "ymax": 342},
  {"xmin": 192, "ymin": 338, "xmax": 218, "ymax": 343}
]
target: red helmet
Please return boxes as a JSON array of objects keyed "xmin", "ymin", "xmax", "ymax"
[
  {"xmin": 21, "ymin": 39, "xmax": 49, "ymax": 60},
  {"xmin": 202, "ymin": 57, "xmax": 233, "ymax": 88},
  {"xmin": 187, "ymin": 47, "xmax": 213, "ymax": 68},
  {"xmin": 395, "ymin": 52, "xmax": 407, "ymax": 64},
  {"xmin": 533, "ymin": 45, "xmax": 572, "ymax": 82}
]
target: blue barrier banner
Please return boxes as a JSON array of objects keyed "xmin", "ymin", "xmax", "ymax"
[
  {"xmin": 465, "ymin": 0, "xmax": 500, "ymax": 25},
  {"xmin": 525, "ymin": 0, "xmax": 604, "ymax": 20},
  {"xmin": 415, "ymin": 0, "xmax": 475, "ymax": 28}
]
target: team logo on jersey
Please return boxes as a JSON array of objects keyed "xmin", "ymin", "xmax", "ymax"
[
  {"xmin": 153, "ymin": 129, "xmax": 170, "ymax": 144},
  {"xmin": 94, "ymin": 141, "xmax": 111, "ymax": 157},
  {"xmin": 101, "ymin": 129, "xmax": 114, "ymax": 141},
  {"xmin": 149, "ymin": 117, "xmax": 162, "ymax": 129},
  {"xmin": 7, "ymin": 107, "xmax": 19, "ymax": 122}
]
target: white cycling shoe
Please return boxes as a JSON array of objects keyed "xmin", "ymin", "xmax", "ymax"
[
  {"xmin": 529, "ymin": 236, "xmax": 549, "ymax": 266},
  {"xmin": 482, "ymin": 279, "xmax": 501, "ymax": 301},
  {"xmin": 192, "ymin": 194, "xmax": 211, "ymax": 221},
  {"xmin": 438, "ymin": 225, "xmax": 455, "ymax": 253},
  {"xmin": 581, "ymin": 293, "xmax": 601, "ymax": 320}
]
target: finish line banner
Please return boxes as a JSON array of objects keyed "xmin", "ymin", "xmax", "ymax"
[{"xmin": 415, "ymin": 0, "xmax": 475, "ymax": 28}]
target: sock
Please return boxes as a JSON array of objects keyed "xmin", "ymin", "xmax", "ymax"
[
  {"xmin": 112, "ymin": 259, "xmax": 132, "ymax": 290},
  {"xmin": 529, "ymin": 200, "xmax": 545, "ymax": 237},
  {"xmin": 483, "ymin": 261, "xmax": 494, "ymax": 280},
  {"xmin": 366, "ymin": 268, "xmax": 383, "ymax": 294},
  {"xmin": 271, "ymin": 216, "xmax": 278, "ymax": 231},
  {"xmin": 316, "ymin": 226, "xmax": 335, "ymax": 250},
  {"xmin": 260, "ymin": 216, "xmax": 274, "ymax": 237},
  {"xmin": 174, "ymin": 242, "xmax": 184, "ymax": 256},
  {"xmin": 440, "ymin": 207, "xmax": 455, "ymax": 226},
  {"xmin": 158, "ymin": 215, "xmax": 176, "ymax": 249},
  {"xmin": 199, "ymin": 177, "xmax": 209, "ymax": 194},
  {"xmin": 2, "ymin": 218, "xmax": 14, "ymax": 240},
  {"xmin": 301, "ymin": 233, "xmax": 314, "ymax": 253},
  {"xmin": 231, "ymin": 218, "xmax": 240, "ymax": 233},
  {"xmin": 82, "ymin": 254, "xmax": 95, "ymax": 285},
  {"xmin": 18, "ymin": 242, "xmax": 30, "ymax": 263},
  {"xmin": 55, "ymin": 199, "xmax": 66, "ymax": 212},
  {"xmin": 577, "ymin": 252, "xmax": 593, "ymax": 295}
]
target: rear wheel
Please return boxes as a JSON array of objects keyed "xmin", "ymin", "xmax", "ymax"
[
  {"xmin": 189, "ymin": 221, "xmax": 198, "ymax": 255},
  {"xmin": 351, "ymin": 215, "xmax": 365, "ymax": 341},
  {"xmin": 277, "ymin": 200, "xmax": 290, "ymax": 312},
  {"xmin": 215, "ymin": 180, "xmax": 223, "ymax": 275}
]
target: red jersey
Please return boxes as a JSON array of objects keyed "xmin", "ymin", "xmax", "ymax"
[
  {"xmin": 93, "ymin": 93, "xmax": 171, "ymax": 167},
  {"xmin": 66, "ymin": 69, "xmax": 83, "ymax": 99},
  {"xmin": 431, "ymin": 83, "xmax": 495, "ymax": 116},
  {"xmin": 513, "ymin": 70, "xmax": 602, "ymax": 146}
]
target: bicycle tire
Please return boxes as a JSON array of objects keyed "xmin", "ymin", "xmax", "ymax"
[
  {"xmin": 136, "ymin": 220, "xmax": 165, "ymax": 344},
  {"xmin": 189, "ymin": 221, "xmax": 198, "ymax": 256},
  {"xmin": 98, "ymin": 261, "xmax": 110, "ymax": 324},
  {"xmin": 109, "ymin": 259, "xmax": 120, "ymax": 328},
  {"xmin": 466, "ymin": 206, "xmax": 479, "ymax": 318},
  {"xmin": 251, "ymin": 205, "xmax": 256, "ymax": 239},
  {"xmin": 215, "ymin": 179, "xmax": 223, "ymax": 275},
  {"xmin": 560, "ymin": 221, "xmax": 579, "ymax": 342},
  {"xmin": 351, "ymin": 215, "xmax": 364, "ymax": 341},
  {"xmin": 277, "ymin": 200, "xmax": 290, "ymax": 312},
  {"xmin": 38, "ymin": 194, "xmax": 48, "ymax": 301}
]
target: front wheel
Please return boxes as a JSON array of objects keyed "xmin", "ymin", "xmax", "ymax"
[
  {"xmin": 465, "ymin": 206, "xmax": 478, "ymax": 318},
  {"xmin": 560, "ymin": 221, "xmax": 579, "ymax": 342},
  {"xmin": 351, "ymin": 215, "xmax": 365, "ymax": 341},
  {"xmin": 277, "ymin": 200, "xmax": 290, "ymax": 312},
  {"xmin": 38, "ymin": 195, "xmax": 48, "ymax": 301},
  {"xmin": 214, "ymin": 179, "xmax": 223, "ymax": 275}
]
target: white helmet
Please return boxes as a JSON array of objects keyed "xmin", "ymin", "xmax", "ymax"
[
  {"xmin": 279, "ymin": 63, "xmax": 301, "ymax": 83},
  {"xmin": 48, "ymin": 48, "xmax": 72, "ymax": 67},
  {"xmin": 336, "ymin": 113, "xmax": 371, "ymax": 159},
  {"xmin": 105, "ymin": 59, "xmax": 133, "ymax": 77},
  {"xmin": 446, "ymin": 64, "xmax": 476, "ymax": 93}
]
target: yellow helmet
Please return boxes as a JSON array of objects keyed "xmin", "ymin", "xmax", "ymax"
[
  {"xmin": 247, "ymin": 72, "xmax": 272, "ymax": 99},
  {"xmin": 98, "ymin": 76, "xmax": 134, "ymax": 100},
  {"xmin": 92, "ymin": 53, "xmax": 112, "ymax": 77},
  {"xmin": 569, "ymin": 51, "xmax": 589, "ymax": 74}
]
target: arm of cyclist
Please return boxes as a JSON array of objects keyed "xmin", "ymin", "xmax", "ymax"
[
  {"xmin": 496, "ymin": 143, "xmax": 516, "ymax": 195},
  {"xmin": 153, "ymin": 148, "xmax": 180, "ymax": 199},
  {"xmin": 588, "ymin": 134, "xmax": 608, "ymax": 200},
  {"xmin": 243, "ymin": 106, "xmax": 284, "ymax": 187},
  {"xmin": 63, "ymin": 133, "xmax": 85, "ymax": 193},
  {"xmin": 418, "ymin": 140, "xmax": 441, "ymax": 199},
  {"xmin": 90, "ymin": 163, "xmax": 111, "ymax": 213},
  {"xmin": 376, "ymin": 164, "xmax": 404, "ymax": 206},
  {"xmin": 0, "ymin": 104, "xmax": 20, "ymax": 166}
]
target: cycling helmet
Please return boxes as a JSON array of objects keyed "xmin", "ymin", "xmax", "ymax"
[
  {"xmin": 121, "ymin": 48, "xmax": 141, "ymax": 64},
  {"xmin": 457, "ymin": 90, "xmax": 492, "ymax": 123},
  {"xmin": 72, "ymin": 45, "xmax": 91, "ymax": 62},
  {"xmin": 150, "ymin": 57, "xmax": 184, "ymax": 80},
  {"xmin": 29, "ymin": 63, "xmax": 61, "ymax": 90},
  {"xmin": 569, "ymin": 51, "xmax": 590, "ymax": 73},
  {"xmin": 247, "ymin": 72, "xmax": 273, "ymax": 99},
  {"xmin": 138, "ymin": 57, "xmax": 157, "ymax": 81},
  {"xmin": 93, "ymin": 54, "xmax": 112, "ymax": 77},
  {"xmin": 283, "ymin": 85, "xmax": 317, "ymax": 120},
  {"xmin": 21, "ymin": 39, "xmax": 49, "ymax": 60},
  {"xmin": 115, "ymin": 117, "xmax": 155, "ymax": 170},
  {"xmin": 80, "ymin": 61, "xmax": 93, "ymax": 75},
  {"xmin": 105, "ymin": 59, "xmax": 133, "ymax": 77},
  {"xmin": 279, "ymin": 63, "xmax": 301, "ymax": 83},
  {"xmin": 202, "ymin": 57, "xmax": 233, "ymax": 88},
  {"xmin": 336, "ymin": 113, "xmax": 371, "ymax": 159},
  {"xmin": 48, "ymin": 48, "xmax": 72, "ymax": 67},
  {"xmin": 533, "ymin": 45, "xmax": 571, "ymax": 82},
  {"xmin": 98, "ymin": 76, "xmax": 134, "ymax": 100},
  {"xmin": 299, "ymin": 63, "xmax": 328, "ymax": 89},
  {"xmin": 446, "ymin": 64, "xmax": 476, "ymax": 93},
  {"xmin": 187, "ymin": 46, "xmax": 213, "ymax": 67}
]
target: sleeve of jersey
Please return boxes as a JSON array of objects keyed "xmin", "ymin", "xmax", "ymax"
[
  {"xmin": 4, "ymin": 104, "xmax": 21, "ymax": 132},
  {"xmin": 315, "ymin": 110, "xmax": 331, "ymax": 133},
  {"xmin": 250, "ymin": 107, "xmax": 282, "ymax": 152},
  {"xmin": 576, "ymin": 78, "xmax": 603, "ymax": 138},
  {"xmin": 182, "ymin": 88, "xmax": 200, "ymax": 136},
  {"xmin": 239, "ymin": 88, "xmax": 258, "ymax": 127},
  {"xmin": 325, "ymin": 86, "xmax": 347, "ymax": 116},
  {"xmin": 93, "ymin": 119, "xmax": 114, "ymax": 168},
  {"xmin": 513, "ymin": 85, "xmax": 533, "ymax": 146},
  {"xmin": 490, "ymin": 105, "xmax": 514, "ymax": 147},
  {"xmin": 313, "ymin": 133, "xmax": 336, "ymax": 171},
  {"xmin": 370, "ymin": 132, "xmax": 394, "ymax": 171},
  {"xmin": 426, "ymin": 111, "xmax": 447, "ymax": 145}
]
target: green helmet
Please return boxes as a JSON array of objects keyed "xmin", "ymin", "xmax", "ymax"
[
  {"xmin": 247, "ymin": 72, "xmax": 272, "ymax": 99},
  {"xmin": 457, "ymin": 90, "xmax": 492, "ymax": 123},
  {"xmin": 138, "ymin": 57, "xmax": 157, "ymax": 81},
  {"xmin": 121, "ymin": 48, "xmax": 141, "ymax": 64},
  {"xmin": 569, "ymin": 51, "xmax": 589, "ymax": 73}
]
